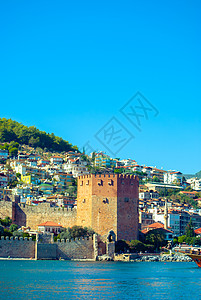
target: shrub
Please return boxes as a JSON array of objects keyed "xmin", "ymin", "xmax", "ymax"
[
  {"xmin": 9, "ymin": 224, "xmax": 18, "ymax": 233},
  {"xmin": 58, "ymin": 226, "xmax": 95, "ymax": 240}
]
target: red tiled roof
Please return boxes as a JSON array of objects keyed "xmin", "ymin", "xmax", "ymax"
[
  {"xmin": 38, "ymin": 221, "xmax": 62, "ymax": 227},
  {"xmin": 195, "ymin": 228, "xmax": 201, "ymax": 235},
  {"xmin": 180, "ymin": 191, "xmax": 198, "ymax": 195},
  {"xmin": 148, "ymin": 222, "xmax": 164, "ymax": 229}
]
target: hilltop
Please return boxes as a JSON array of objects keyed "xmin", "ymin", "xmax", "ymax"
[{"xmin": 0, "ymin": 118, "xmax": 78, "ymax": 153}]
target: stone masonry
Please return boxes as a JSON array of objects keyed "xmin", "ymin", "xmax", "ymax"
[{"xmin": 77, "ymin": 174, "xmax": 139, "ymax": 241}]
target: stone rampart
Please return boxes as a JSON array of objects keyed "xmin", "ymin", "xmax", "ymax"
[
  {"xmin": 0, "ymin": 236, "xmax": 35, "ymax": 258},
  {"xmin": 56, "ymin": 236, "xmax": 95, "ymax": 260},
  {"xmin": 36, "ymin": 243, "xmax": 57, "ymax": 260},
  {"xmin": 13, "ymin": 202, "xmax": 77, "ymax": 229},
  {"xmin": 0, "ymin": 200, "xmax": 13, "ymax": 219},
  {"xmin": 0, "ymin": 234, "xmax": 99, "ymax": 260}
]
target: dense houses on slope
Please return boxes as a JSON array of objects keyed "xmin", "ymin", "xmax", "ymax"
[{"xmin": 1, "ymin": 144, "xmax": 201, "ymax": 239}]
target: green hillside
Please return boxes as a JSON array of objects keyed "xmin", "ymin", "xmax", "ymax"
[
  {"xmin": 195, "ymin": 170, "xmax": 201, "ymax": 179},
  {"xmin": 0, "ymin": 118, "xmax": 78, "ymax": 153}
]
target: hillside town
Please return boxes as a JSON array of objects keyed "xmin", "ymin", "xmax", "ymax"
[{"xmin": 1, "ymin": 143, "xmax": 201, "ymax": 247}]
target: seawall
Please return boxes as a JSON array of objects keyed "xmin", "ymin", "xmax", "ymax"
[{"xmin": 0, "ymin": 234, "xmax": 98, "ymax": 260}]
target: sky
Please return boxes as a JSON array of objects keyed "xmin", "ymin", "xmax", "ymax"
[{"xmin": 0, "ymin": 0, "xmax": 201, "ymax": 174}]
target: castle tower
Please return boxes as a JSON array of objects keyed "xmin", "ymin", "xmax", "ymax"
[{"xmin": 77, "ymin": 174, "xmax": 139, "ymax": 241}]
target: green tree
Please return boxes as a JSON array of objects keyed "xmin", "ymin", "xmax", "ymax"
[
  {"xmin": 145, "ymin": 229, "xmax": 166, "ymax": 250},
  {"xmin": 153, "ymin": 176, "xmax": 160, "ymax": 182},
  {"xmin": 128, "ymin": 240, "xmax": 147, "ymax": 252},
  {"xmin": 9, "ymin": 224, "xmax": 18, "ymax": 233},
  {"xmin": 185, "ymin": 219, "xmax": 194, "ymax": 237},
  {"xmin": 58, "ymin": 226, "xmax": 95, "ymax": 240},
  {"xmin": 178, "ymin": 235, "xmax": 186, "ymax": 244},
  {"xmin": 0, "ymin": 217, "xmax": 12, "ymax": 227},
  {"xmin": 16, "ymin": 173, "xmax": 21, "ymax": 179}
]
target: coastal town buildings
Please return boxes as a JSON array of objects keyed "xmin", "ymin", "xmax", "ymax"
[{"xmin": 1, "ymin": 143, "xmax": 201, "ymax": 244}]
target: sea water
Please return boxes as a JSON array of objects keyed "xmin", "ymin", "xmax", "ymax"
[{"xmin": 0, "ymin": 260, "xmax": 201, "ymax": 299}]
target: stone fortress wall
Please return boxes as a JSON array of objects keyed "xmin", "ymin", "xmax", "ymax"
[
  {"xmin": 13, "ymin": 202, "xmax": 77, "ymax": 229},
  {"xmin": 0, "ymin": 236, "xmax": 35, "ymax": 258},
  {"xmin": 0, "ymin": 234, "xmax": 97, "ymax": 260}
]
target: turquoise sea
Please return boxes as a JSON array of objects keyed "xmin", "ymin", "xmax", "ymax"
[{"xmin": 0, "ymin": 260, "xmax": 201, "ymax": 299}]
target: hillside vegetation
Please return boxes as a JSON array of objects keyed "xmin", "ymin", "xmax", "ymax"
[
  {"xmin": 195, "ymin": 170, "xmax": 201, "ymax": 179},
  {"xmin": 0, "ymin": 118, "xmax": 78, "ymax": 153}
]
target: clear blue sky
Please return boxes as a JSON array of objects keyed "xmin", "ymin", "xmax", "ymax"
[{"xmin": 0, "ymin": 1, "xmax": 201, "ymax": 174}]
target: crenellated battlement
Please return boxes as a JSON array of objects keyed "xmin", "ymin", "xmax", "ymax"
[
  {"xmin": 0, "ymin": 233, "xmax": 96, "ymax": 260},
  {"xmin": 18, "ymin": 202, "xmax": 76, "ymax": 213},
  {"xmin": 0, "ymin": 236, "xmax": 33, "ymax": 241},
  {"xmin": 56, "ymin": 235, "xmax": 93, "ymax": 243},
  {"xmin": 78, "ymin": 174, "xmax": 139, "ymax": 180}
]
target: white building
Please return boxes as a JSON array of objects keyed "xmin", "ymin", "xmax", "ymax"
[
  {"xmin": 120, "ymin": 159, "xmax": 137, "ymax": 166},
  {"xmin": 139, "ymin": 190, "xmax": 159, "ymax": 200},
  {"xmin": 131, "ymin": 165, "xmax": 143, "ymax": 172},
  {"xmin": 37, "ymin": 221, "xmax": 63, "ymax": 234},
  {"xmin": 164, "ymin": 171, "xmax": 183, "ymax": 185},
  {"xmin": 63, "ymin": 158, "xmax": 89, "ymax": 177},
  {"xmin": 187, "ymin": 178, "xmax": 201, "ymax": 191},
  {"xmin": 15, "ymin": 165, "xmax": 26, "ymax": 175},
  {"xmin": 151, "ymin": 208, "xmax": 180, "ymax": 236},
  {"xmin": 142, "ymin": 167, "xmax": 152, "ymax": 179}
]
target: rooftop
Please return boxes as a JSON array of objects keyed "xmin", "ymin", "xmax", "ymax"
[{"xmin": 38, "ymin": 221, "xmax": 62, "ymax": 227}]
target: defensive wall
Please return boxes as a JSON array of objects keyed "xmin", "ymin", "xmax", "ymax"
[
  {"xmin": 0, "ymin": 236, "xmax": 35, "ymax": 258},
  {"xmin": 12, "ymin": 202, "xmax": 77, "ymax": 229},
  {"xmin": 0, "ymin": 200, "xmax": 13, "ymax": 219},
  {"xmin": 0, "ymin": 234, "xmax": 100, "ymax": 260}
]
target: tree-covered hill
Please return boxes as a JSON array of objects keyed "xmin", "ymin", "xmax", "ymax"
[
  {"xmin": 0, "ymin": 118, "xmax": 78, "ymax": 152},
  {"xmin": 195, "ymin": 170, "xmax": 201, "ymax": 179}
]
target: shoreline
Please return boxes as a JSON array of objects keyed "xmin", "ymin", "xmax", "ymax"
[{"xmin": 0, "ymin": 254, "xmax": 193, "ymax": 262}]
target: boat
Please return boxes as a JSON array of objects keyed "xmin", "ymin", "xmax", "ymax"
[{"xmin": 174, "ymin": 245, "xmax": 201, "ymax": 267}]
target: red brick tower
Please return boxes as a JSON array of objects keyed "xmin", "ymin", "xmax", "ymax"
[{"xmin": 77, "ymin": 174, "xmax": 139, "ymax": 241}]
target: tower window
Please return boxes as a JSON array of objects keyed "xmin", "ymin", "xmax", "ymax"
[
  {"xmin": 124, "ymin": 197, "xmax": 129, "ymax": 202},
  {"xmin": 108, "ymin": 179, "xmax": 113, "ymax": 186},
  {"xmin": 98, "ymin": 180, "xmax": 103, "ymax": 186}
]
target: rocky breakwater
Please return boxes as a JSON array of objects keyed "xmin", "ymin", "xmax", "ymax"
[{"xmin": 132, "ymin": 253, "xmax": 193, "ymax": 262}]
